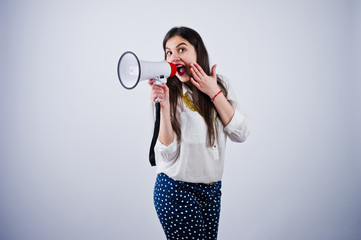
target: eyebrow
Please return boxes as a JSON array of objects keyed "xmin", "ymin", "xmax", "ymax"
[{"xmin": 165, "ymin": 42, "xmax": 188, "ymax": 50}]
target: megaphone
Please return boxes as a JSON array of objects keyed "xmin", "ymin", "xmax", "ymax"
[
  {"xmin": 117, "ymin": 51, "xmax": 177, "ymax": 89},
  {"xmin": 117, "ymin": 51, "xmax": 176, "ymax": 167}
]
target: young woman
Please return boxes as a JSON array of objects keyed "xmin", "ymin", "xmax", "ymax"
[{"xmin": 149, "ymin": 26, "xmax": 250, "ymax": 240}]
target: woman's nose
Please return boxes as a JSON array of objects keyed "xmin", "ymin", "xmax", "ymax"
[{"xmin": 169, "ymin": 52, "xmax": 180, "ymax": 62}]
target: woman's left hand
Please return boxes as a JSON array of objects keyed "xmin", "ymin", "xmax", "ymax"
[{"xmin": 190, "ymin": 62, "xmax": 220, "ymax": 98}]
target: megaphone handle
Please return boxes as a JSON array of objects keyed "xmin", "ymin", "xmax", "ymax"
[
  {"xmin": 154, "ymin": 75, "xmax": 167, "ymax": 85},
  {"xmin": 149, "ymin": 102, "xmax": 161, "ymax": 166}
]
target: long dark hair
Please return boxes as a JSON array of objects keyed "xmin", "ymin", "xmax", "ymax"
[{"xmin": 163, "ymin": 26, "xmax": 229, "ymax": 146}]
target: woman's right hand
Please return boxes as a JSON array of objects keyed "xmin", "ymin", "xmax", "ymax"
[
  {"xmin": 148, "ymin": 79, "xmax": 174, "ymax": 146},
  {"xmin": 148, "ymin": 80, "xmax": 170, "ymax": 108}
]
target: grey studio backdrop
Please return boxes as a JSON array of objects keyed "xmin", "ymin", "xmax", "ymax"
[{"xmin": 0, "ymin": 0, "xmax": 360, "ymax": 239}]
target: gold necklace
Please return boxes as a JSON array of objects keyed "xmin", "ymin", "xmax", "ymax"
[
  {"xmin": 181, "ymin": 92, "xmax": 217, "ymax": 121},
  {"xmin": 181, "ymin": 92, "xmax": 201, "ymax": 114}
]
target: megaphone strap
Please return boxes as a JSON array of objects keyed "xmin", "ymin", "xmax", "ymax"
[{"xmin": 149, "ymin": 102, "xmax": 161, "ymax": 166}]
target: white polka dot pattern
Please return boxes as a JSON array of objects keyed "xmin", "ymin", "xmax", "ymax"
[{"xmin": 154, "ymin": 173, "xmax": 222, "ymax": 240}]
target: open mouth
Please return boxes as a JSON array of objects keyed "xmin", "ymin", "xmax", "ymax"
[{"xmin": 176, "ymin": 65, "xmax": 186, "ymax": 76}]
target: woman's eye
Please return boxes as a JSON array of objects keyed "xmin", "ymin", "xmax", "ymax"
[
  {"xmin": 166, "ymin": 51, "xmax": 172, "ymax": 56},
  {"xmin": 179, "ymin": 48, "xmax": 185, "ymax": 53}
]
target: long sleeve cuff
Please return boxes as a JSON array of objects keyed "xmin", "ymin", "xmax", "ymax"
[
  {"xmin": 224, "ymin": 110, "xmax": 250, "ymax": 142},
  {"xmin": 155, "ymin": 135, "xmax": 178, "ymax": 162}
]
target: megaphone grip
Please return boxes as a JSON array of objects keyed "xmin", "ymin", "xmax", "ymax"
[{"xmin": 149, "ymin": 102, "xmax": 161, "ymax": 166}]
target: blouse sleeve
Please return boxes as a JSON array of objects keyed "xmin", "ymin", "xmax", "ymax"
[
  {"xmin": 221, "ymin": 76, "xmax": 250, "ymax": 142},
  {"xmin": 224, "ymin": 110, "xmax": 250, "ymax": 142},
  {"xmin": 154, "ymin": 135, "xmax": 179, "ymax": 162}
]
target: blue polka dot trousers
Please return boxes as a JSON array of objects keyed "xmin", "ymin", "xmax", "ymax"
[{"xmin": 154, "ymin": 173, "xmax": 222, "ymax": 240}]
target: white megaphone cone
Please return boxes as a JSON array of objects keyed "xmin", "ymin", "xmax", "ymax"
[{"xmin": 117, "ymin": 51, "xmax": 177, "ymax": 89}]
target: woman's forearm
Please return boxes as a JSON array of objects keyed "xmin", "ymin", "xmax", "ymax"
[
  {"xmin": 158, "ymin": 104, "xmax": 175, "ymax": 146},
  {"xmin": 212, "ymin": 91, "xmax": 235, "ymax": 126}
]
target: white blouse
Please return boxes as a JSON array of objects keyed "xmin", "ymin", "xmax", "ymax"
[{"xmin": 154, "ymin": 78, "xmax": 250, "ymax": 184}]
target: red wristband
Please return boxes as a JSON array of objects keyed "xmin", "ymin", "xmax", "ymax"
[{"xmin": 211, "ymin": 90, "xmax": 222, "ymax": 102}]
